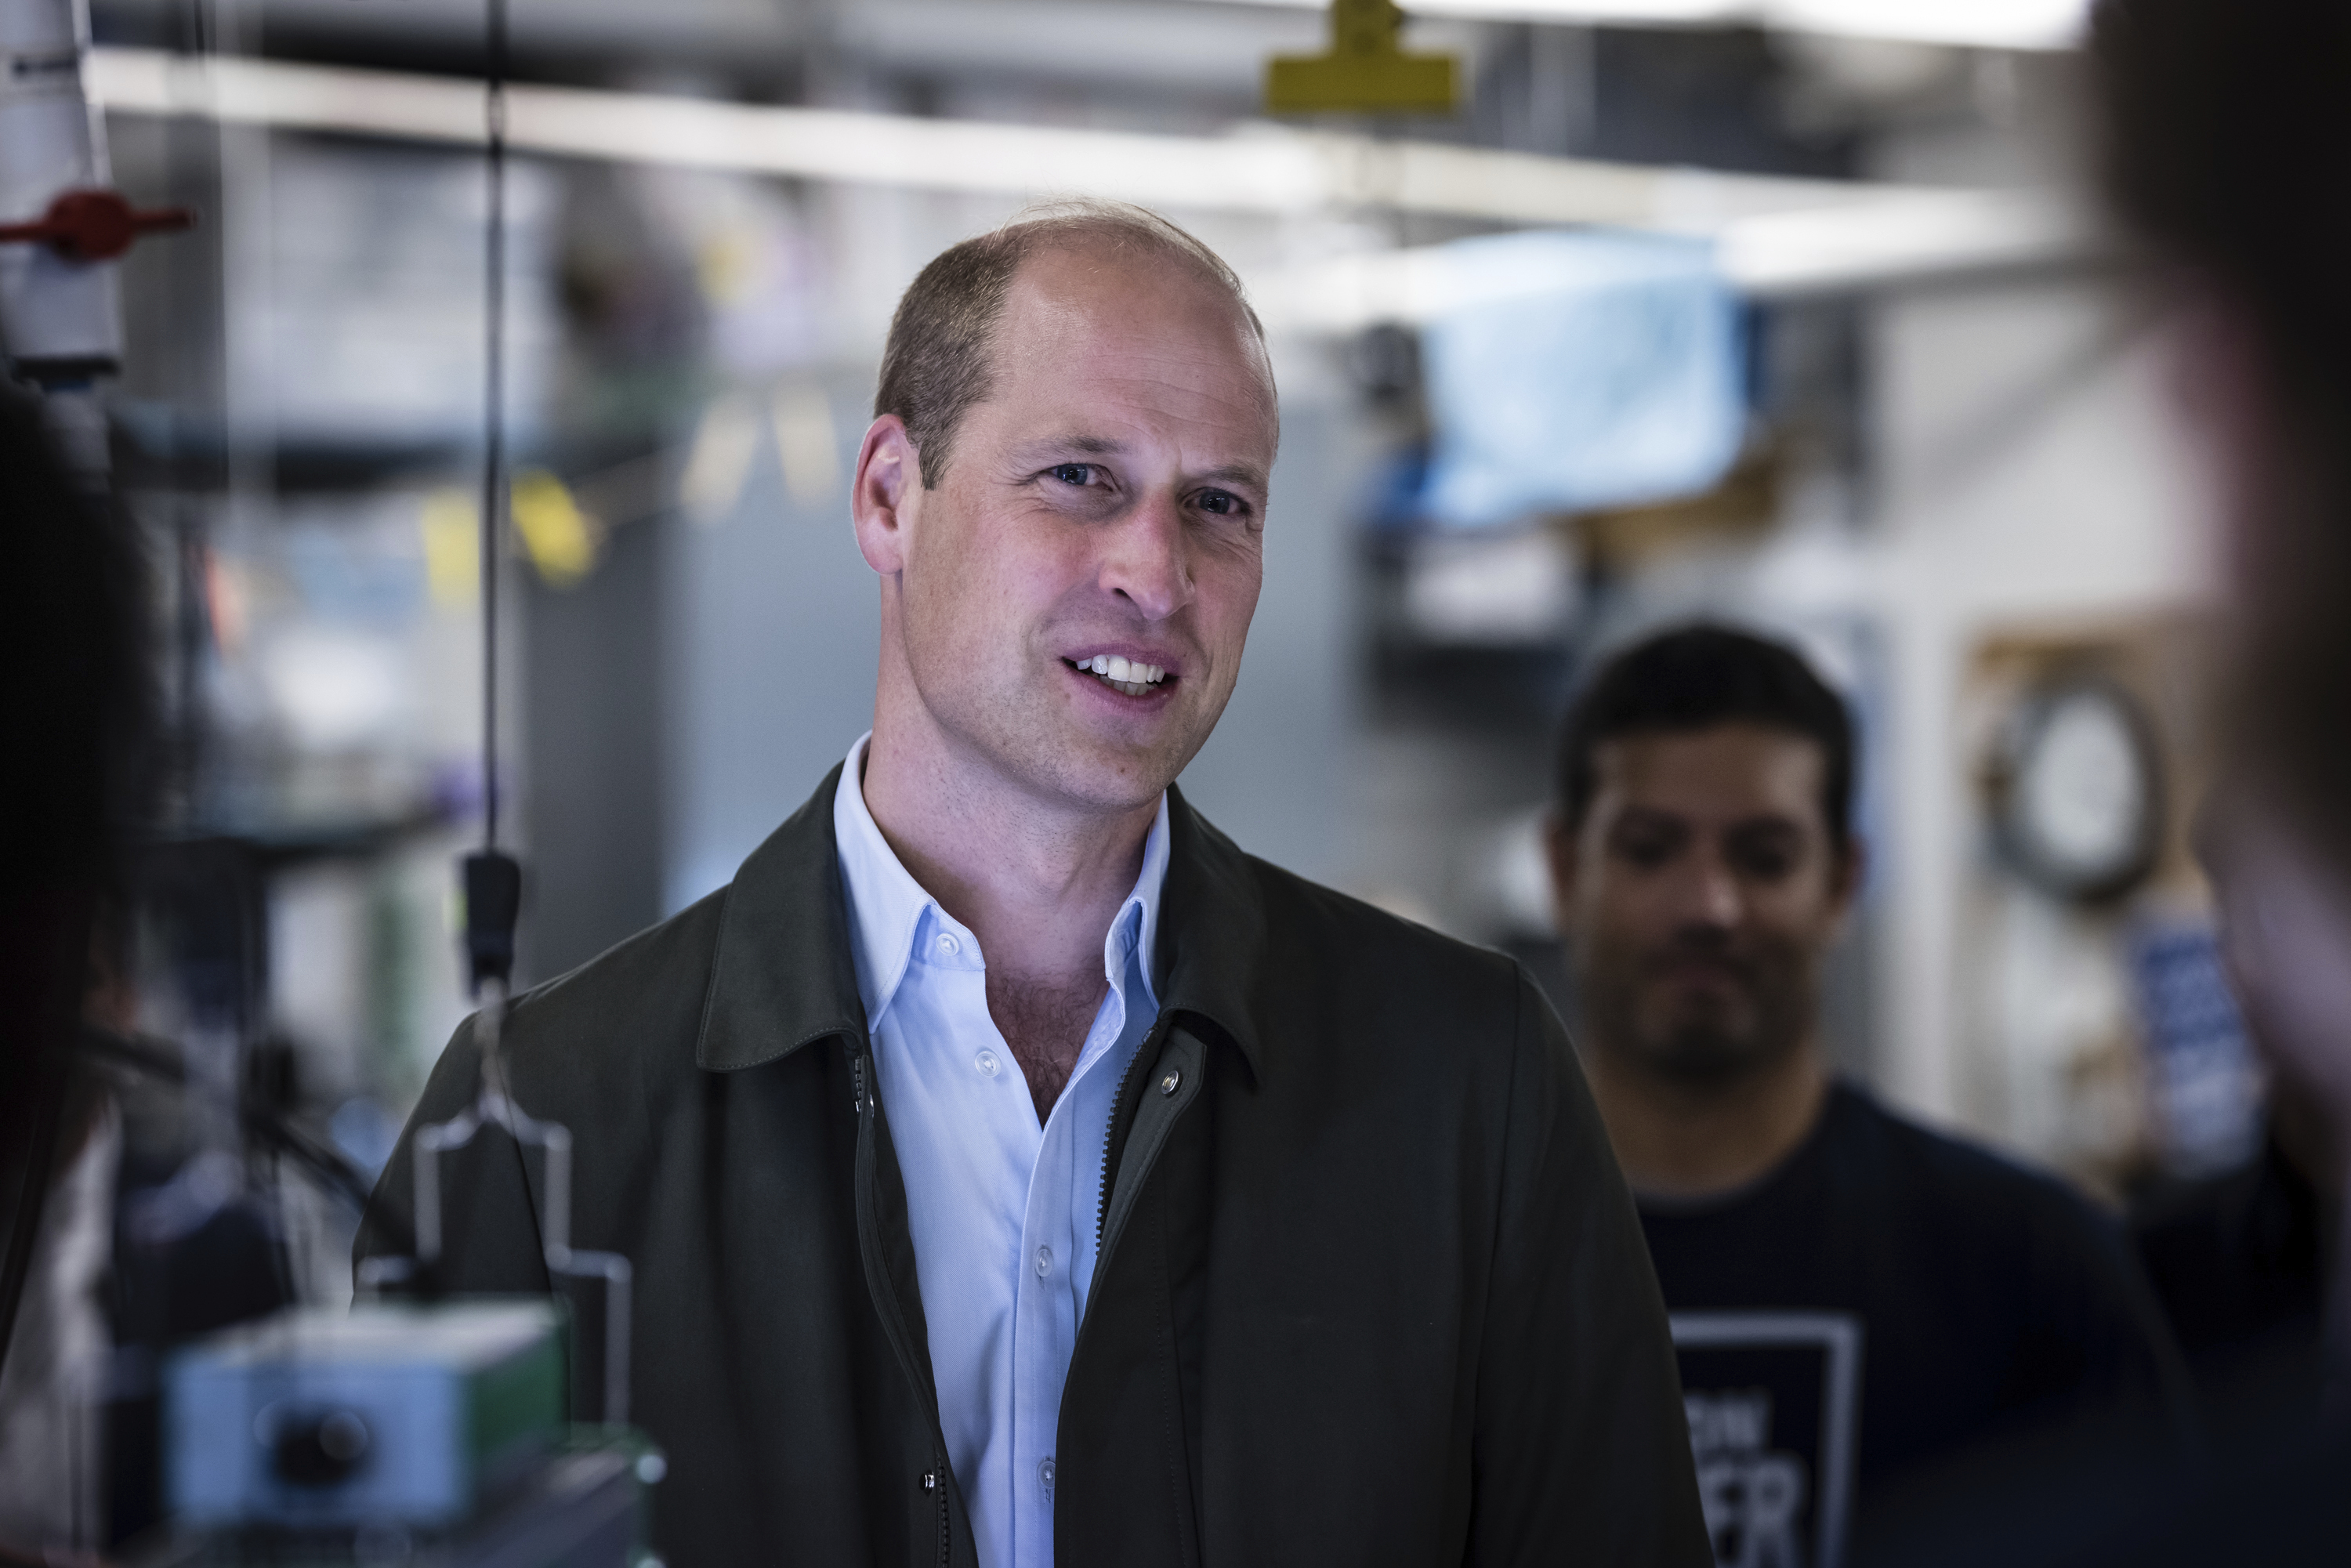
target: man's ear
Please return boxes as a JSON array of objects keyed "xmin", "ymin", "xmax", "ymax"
[
  {"xmin": 1544, "ymin": 812, "xmax": 1580, "ymax": 938},
  {"xmin": 852, "ymin": 414, "xmax": 920, "ymax": 576}
]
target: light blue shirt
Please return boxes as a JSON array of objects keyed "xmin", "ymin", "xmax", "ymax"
[{"xmin": 832, "ymin": 735, "xmax": 1169, "ymax": 1568}]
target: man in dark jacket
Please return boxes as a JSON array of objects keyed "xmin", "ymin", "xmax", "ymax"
[{"xmin": 360, "ymin": 201, "xmax": 1708, "ymax": 1568}]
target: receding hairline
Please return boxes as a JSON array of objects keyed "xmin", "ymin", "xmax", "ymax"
[
  {"xmin": 991, "ymin": 223, "xmax": 1277, "ymax": 397},
  {"xmin": 874, "ymin": 201, "xmax": 1277, "ymax": 487},
  {"xmin": 991, "ymin": 201, "xmax": 1266, "ymax": 331}
]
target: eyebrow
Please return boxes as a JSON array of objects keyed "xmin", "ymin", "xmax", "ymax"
[
  {"xmin": 1194, "ymin": 461, "xmax": 1272, "ymax": 492},
  {"xmin": 1012, "ymin": 435, "xmax": 1270, "ymax": 494},
  {"xmin": 1610, "ymin": 808, "xmax": 1806, "ymax": 835}
]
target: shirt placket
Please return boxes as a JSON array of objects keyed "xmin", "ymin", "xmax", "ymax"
[{"xmin": 1008, "ymin": 958, "xmax": 1130, "ymax": 1566}]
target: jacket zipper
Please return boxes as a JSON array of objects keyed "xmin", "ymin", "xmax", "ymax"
[
  {"xmin": 1096, "ymin": 1016, "xmax": 1166, "ymax": 1249},
  {"xmin": 849, "ymin": 1042, "xmax": 951, "ymax": 1567}
]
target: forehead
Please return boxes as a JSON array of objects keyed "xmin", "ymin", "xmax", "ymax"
[
  {"xmin": 976, "ymin": 243, "xmax": 1278, "ymax": 454},
  {"xmin": 1590, "ymin": 724, "xmax": 1829, "ymax": 827}
]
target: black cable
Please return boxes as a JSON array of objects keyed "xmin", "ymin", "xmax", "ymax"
[
  {"xmin": 461, "ymin": 0, "xmax": 523, "ymax": 1000},
  {"xmin": 480, "ymin": 0, "xmax": 508, "ymax": 854},
  {"xmin": 71, "ymin": 1026, "xmax": 416, "ymax": 1258}
]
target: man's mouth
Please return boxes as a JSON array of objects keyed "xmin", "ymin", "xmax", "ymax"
[
  {"xmin": 1652, "ymin": 954, "xmax": 1750, "ymax": 991},
  {"xmin": 1066, "ymin": 654, "xmax": 1172, "ymax": 698}
]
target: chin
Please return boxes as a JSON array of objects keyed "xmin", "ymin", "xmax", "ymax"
[
  {"xmin": 1638, "ymin": 1010, "xmax": 1773, "ymax": 1083},
  {"xmin": 1025, "ymin": 730, "xmax": 1190, "ymax": 814}
]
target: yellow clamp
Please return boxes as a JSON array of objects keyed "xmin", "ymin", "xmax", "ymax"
[{"xmin": 1266, "ymin": 0, "xmax": 1458, "ymax": 117}]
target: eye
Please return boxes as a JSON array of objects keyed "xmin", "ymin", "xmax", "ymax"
[
  {"xmin": 1049, "ymin": 462, "xmax": 1096, "ymax": 487},
  {"xmin": 1611, "ymin": 821, "xmax": 1683, "ymax": 870},
  {"xmin": 1195, "ymin": 488, "xmax": 1245, "ymax": 517},
  {"xmin": 1726, "ymin": 827, "xmax": 1802, "ymax": 882}
]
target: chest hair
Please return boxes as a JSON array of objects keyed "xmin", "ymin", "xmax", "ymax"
[{"xmin": 987, "ymin": 969, "xmax": 1107, "ymax": 1124}]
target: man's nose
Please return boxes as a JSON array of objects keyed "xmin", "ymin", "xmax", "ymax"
[
  {"xmin": 1678, "ymin": 849, "xmax": 1745, "ymax": 930},
  {"xmin": 1099, "ymin": 490, "xmax": 1194, "ymax": 621}
]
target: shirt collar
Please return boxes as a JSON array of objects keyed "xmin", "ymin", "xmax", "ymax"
[{"xmin": 831, "ymin": 733, "xmax": 1170, "ymax": 1033}]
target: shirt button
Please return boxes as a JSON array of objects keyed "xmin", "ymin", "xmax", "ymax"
[
  {"xmin": 1038, "ymin": 1456, "xmax": 1056, "ymax": 1493},
  {"xmin": 974, "ymin": 1048, "xmax": 1000, "ymax": 1077},
  {"xmin": 936, "ymin": 932, "xmax": 960, "ymax": 956},
  {"xmin": 1035, "ymin": 1245, "xmax": 1052, "ymax": 1278}
]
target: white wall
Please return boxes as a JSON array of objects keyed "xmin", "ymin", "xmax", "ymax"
[{"xmin": 1861, "ymin": 271, "xmax": 2217, "ymax": 1126}]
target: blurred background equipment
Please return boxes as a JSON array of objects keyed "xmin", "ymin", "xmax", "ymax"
[
  {"xmin": 0, "ymin": 0, "xmax": 191, "ymax": 387},
  {"xmin": 155, "ymin": 1301, "xmax": 653, "ymax": 1568},
  {"xmin": 1413, "ymin": 228, "xmax": 1745, "ymax": 528},
  {"xmin": 168, "ymin": 1302, "xmax": 564, "ymax": 1529}
]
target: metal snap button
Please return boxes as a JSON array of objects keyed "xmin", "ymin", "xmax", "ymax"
[{"xmin": 1159, "ymin": 1067, "xmax": 1182, "ymax": 1096}]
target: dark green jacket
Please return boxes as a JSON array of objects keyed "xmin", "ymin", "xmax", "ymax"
[{"xmin": 358, "ymin": 770, "xmax": 1708, "ymax": 1567}]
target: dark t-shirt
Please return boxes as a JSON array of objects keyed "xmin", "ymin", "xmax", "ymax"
[{"xmin": 1639, "ymin": 1081, "xmax": 2190, "ymax": 1567}]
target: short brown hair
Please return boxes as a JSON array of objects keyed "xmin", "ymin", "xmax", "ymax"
[{"xmin": 874, "ymin": 200, "xmax": 1267, "ymax": 489}]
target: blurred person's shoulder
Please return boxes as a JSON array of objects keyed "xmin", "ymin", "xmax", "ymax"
[
  {"xmin": 2130, "ymin": 1135, "xmax": 2322, "ymax": 1308},
  {"xmin": 1825, "ymin": 1082, "xmax": 2126, "ymax": 1253}
]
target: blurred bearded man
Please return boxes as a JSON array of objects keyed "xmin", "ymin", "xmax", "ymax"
[
  {"xmin": 361, "ymin": 203, "xmax": 1708, "ymax": 1568},
  {"xmin": 1546, "ymin": 625, "xmax": 2188, "ymax": 1566}
]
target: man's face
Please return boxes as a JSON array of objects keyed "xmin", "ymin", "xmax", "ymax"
[
  {"xmin": 864, "ymin": 244, "xmax": 1277, "ymax": 814},
  {"xmin": 1549, "ymin": 724, "xmax": 1858, "ymax": 1085}
]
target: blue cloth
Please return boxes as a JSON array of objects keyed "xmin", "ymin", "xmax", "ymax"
[
  {"xmin": 1420, "ymin": 229, "xmax": 1745, "ymax": 528},
  {"xmin": 831, "ymin": 735, "xmax": 1168, "ymax": 1568}
]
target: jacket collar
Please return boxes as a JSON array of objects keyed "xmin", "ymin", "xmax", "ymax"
[
  {"xmin": 1152, "ymin": 790, "xmax": 1266, "ymax": 1080},
  {"xmin": 696, "ymin": 764, "xmax": 1265, "ymax": 1080}
]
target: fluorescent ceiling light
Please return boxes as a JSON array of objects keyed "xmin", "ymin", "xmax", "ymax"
[
  {"xmin": 86, "ymin": 47, "xmax": 2092, "ymax": 309},
  {"xmin": 87, "ymin": 46, "xmax": 1910, "ymax": 223},
  {"xmin": 1198, "ymin": 0, "xmax": 2090, "ymax": 53}
]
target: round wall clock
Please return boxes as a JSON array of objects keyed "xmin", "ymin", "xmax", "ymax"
[{"xmin": 1994, "ymin": 677, "xmax": 2164, "ymax": 903}]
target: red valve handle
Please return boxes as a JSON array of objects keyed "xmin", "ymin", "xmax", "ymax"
[{"xmin": 0, "ymin": 189, "xmax": 197, "ymax": 263}]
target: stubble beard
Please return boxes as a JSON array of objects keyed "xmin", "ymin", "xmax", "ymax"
[
  {"xmin": 1581, "ymin": 937, "xmax": 1817, "ymax": 1092},
  {"xmin": 911, "ymin": 634, "xmax": 1230, "ymax": 819}
]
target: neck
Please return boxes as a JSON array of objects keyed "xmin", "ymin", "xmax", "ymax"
[
  {"xmin": 1583, "ymin": 1039, "xmax": 1829, "ymax": 1201},
  {"xmin": 860, "ymin": 715, "xmax": 1155, "ymax": 989}
]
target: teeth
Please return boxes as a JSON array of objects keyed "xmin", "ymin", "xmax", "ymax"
[{"xmin": 1074, "ymin": 654, "xmax": 1167, "ymax": 689}]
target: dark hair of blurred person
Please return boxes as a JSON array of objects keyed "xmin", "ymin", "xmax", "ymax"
[
  {"xmin": 2095, "ymin": 0, "xmax": 2351, "ymax": 865},
  {"xmin": 0, "ymin": 383, "xmax": 150, "ymax": 1075},
  {"xmin": 2094, "ymin": 0, "xmax": 2351, "ymax": 1342},
  {"xmin": 1548, "ymin": 624, "xmax": 2193, "ymax": 1567},
  {"xmin": 0, "ymin": 382, "xmax": 153, "ymax": 1555},
  {"xmin": 2036, "ymin": 1, "xmax": 2351, "ymax": 1562}
]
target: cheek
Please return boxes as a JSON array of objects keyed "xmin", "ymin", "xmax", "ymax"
[
  {"xmin": 914, "ymin": 512, "xmax": 1077, "ymax": 645},
  {"xmin": 1186, "ymin": 546, "xmax": 1262, "ymax": 664},
  {"xmin": 1746, "ymin": 893, "xmax": 1836, "ymax": 969},
  {"xmin": 1580, "ymin": 875, "xmax": 1672, "ymax": 954}
]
